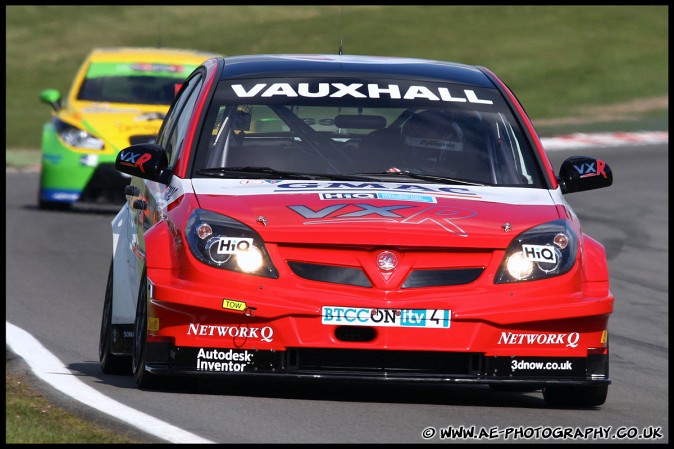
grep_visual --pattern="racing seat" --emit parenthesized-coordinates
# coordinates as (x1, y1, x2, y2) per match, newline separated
(396, 110, 493, 183)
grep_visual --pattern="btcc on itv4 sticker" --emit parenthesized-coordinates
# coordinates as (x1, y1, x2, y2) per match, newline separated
(322, 306, 450, 328)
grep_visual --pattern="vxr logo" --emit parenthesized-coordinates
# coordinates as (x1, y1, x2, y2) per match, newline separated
(288, 203, 476, 236)
(573, 159, 607, 178)
(118, 151, 152, 173)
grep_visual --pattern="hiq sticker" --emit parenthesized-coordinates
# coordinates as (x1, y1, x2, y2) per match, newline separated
(216, 237, 253, 254)
(522, 244, 557, 263)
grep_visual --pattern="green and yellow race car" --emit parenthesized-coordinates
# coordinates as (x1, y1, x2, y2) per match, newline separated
(38, 47, 218, 209)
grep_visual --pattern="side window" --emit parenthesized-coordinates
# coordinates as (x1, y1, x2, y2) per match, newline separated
(155, 72, 204, 167)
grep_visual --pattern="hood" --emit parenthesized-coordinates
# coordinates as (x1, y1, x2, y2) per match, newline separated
(61, 102, 168, 150)
(190, 179, 562, 249)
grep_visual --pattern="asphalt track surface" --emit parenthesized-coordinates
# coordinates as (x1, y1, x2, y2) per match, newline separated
(6, 141, 668, 443)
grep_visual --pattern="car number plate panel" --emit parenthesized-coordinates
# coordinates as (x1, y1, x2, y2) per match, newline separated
(322, 306, 451, 328)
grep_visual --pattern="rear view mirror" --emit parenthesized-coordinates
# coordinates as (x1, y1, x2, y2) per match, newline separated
(334, 114, 387, 130)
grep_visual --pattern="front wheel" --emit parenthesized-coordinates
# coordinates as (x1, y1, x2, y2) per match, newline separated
(543, 384, 608, 407)
(99, 259, 132, 374)
(132, 271, 159, 389)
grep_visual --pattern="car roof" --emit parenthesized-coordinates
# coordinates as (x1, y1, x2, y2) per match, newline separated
(217, 54, 494, 87)
(86, 47, 220, 64)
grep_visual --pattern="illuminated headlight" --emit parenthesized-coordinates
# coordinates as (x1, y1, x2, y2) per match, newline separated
(495, 219, 577, 283)
(235, 245, 264, 272)
(185, 209, 278, 278)
(504, 251, 535, 280)
(55, 119, 104, 150)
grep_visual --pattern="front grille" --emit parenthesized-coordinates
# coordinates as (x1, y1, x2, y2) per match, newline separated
(286, 348, 479, 376)
(79, 162, 129, 203)
(288, 262, 372, 287)
(402, 268, 484, 288)
(288, 261, 483, 288)
(334, 326, 376, 342)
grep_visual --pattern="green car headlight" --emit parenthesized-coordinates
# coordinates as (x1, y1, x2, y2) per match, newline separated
(55, 119, 104, 150)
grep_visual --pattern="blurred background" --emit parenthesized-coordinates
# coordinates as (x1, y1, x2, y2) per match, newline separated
(6, 5, 668, 152)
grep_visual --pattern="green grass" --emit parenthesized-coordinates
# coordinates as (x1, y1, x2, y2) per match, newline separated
(5, 369, 145, 443)
(6, 5, 668, 154)
(4, 5, 669, 442)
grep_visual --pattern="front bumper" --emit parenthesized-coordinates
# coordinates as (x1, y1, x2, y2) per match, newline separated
(39, 126, 129, 204)
(142, 344, 610, 388)
(40, 156, 129, 204)
(133, 251, 612, 388)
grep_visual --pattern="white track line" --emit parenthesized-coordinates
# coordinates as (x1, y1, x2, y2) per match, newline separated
(6, 321, 215, 444)
(541, 131, 668, 150)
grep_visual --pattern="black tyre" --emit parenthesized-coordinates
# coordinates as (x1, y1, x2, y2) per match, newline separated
(99, 259, 132, 374)
(543, 384, 608, 407)
(132, 271, 159, 389)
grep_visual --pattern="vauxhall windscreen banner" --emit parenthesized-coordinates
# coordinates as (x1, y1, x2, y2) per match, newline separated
(216, 78, 504, 110)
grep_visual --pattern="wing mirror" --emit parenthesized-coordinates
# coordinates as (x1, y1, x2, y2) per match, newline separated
(115, 144, 169, 182)
(557, 155, 613, 194)
(39, 89, 62, 111)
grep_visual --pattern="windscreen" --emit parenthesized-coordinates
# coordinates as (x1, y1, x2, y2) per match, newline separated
(77, 62, 197, 105)
(193, 78, 544, 186)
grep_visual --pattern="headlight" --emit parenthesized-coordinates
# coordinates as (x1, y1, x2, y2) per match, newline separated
(185, 209, 278, 278)
(54, 119, 104, 150)
(494, 219, 578, 283)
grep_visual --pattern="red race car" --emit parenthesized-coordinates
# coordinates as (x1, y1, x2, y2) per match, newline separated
(99, 54, 613, 407)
